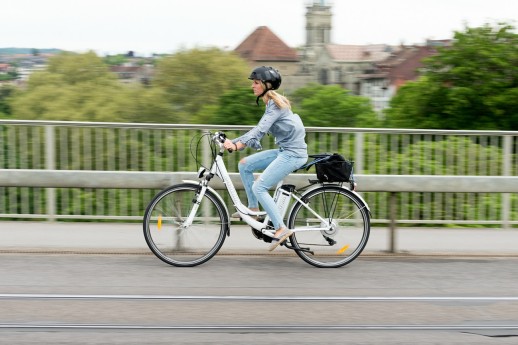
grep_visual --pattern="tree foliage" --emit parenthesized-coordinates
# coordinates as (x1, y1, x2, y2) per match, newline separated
(290, 83, 379, 127)
(210, 87, 264, 125)
(9, 51, 173, 123)
(102, 54, 129, 66)
(11, 51, 134, 121)
(0, 85, 15, 118)
(122, 87, 173, 123)
(152, 48, 250, 122)
(385, 22, 518, 130)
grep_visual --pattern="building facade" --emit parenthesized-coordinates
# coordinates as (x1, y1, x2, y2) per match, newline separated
(234, 0, 444, 112)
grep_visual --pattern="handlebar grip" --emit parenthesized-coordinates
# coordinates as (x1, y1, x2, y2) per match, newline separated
(215, 131, 233, 153)
(217, 132, 227, 142)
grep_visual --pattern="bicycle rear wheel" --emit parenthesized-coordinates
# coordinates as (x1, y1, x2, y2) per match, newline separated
(143, 183, 228, 267)
(287, 185, 370, 268)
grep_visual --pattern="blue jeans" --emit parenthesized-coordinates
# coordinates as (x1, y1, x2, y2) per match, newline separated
(238, 149, 308, 230)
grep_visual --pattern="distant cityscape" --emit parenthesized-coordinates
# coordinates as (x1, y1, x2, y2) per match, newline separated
(0, 47, 158, 86)
(0, 2, 452, 113)
(0, 48, 63, 84)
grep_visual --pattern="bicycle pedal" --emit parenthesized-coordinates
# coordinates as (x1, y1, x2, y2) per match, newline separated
(323, 236, 337, 245)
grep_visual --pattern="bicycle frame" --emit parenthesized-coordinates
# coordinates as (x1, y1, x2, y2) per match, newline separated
(181, 132, 334, 238)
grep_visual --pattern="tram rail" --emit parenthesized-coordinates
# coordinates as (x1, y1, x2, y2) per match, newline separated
(1, 323, 518, 332)
(1, 293, 518, 302)
(1, 293, 517, 334)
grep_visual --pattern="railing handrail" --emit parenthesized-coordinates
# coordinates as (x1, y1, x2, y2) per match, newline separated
(2, 119, 518, 136)
(1, 169, 518, 193)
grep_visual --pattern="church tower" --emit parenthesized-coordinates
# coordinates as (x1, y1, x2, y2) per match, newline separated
(305, 0, 332, 46)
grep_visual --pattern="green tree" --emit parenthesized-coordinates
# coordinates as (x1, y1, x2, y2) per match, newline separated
(10, 51, 139, 121)
(122, 86, 173, 123)
(102, 54, 128, 66)
(209, 87, 264, 125)
(290, 83, 378, 127)
(385, 22, 518, 130)
(44, 51, 117, 86)
(0, 85, 15, 118)
(383, 76, 448, 128)
(152, 48, 250, 123)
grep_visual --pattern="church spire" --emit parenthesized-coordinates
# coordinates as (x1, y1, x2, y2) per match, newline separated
(305, 1, 332, 46)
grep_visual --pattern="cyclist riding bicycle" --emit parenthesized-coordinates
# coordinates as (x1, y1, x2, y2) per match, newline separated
(223, 66, 308, 251)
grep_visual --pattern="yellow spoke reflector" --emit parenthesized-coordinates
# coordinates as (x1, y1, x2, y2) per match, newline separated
(157, 215, 162, 230)
(336, 244, 349, 254)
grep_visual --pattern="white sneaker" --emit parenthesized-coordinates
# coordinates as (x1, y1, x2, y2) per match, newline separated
(268, 229, 292, 251)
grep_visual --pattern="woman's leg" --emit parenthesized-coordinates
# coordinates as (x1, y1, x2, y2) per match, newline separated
(252, 151, 308, 230)
(238, 150, 278, 209)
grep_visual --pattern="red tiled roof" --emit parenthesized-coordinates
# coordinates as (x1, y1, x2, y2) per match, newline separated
(234, 26, 299, 62)
(359, 45, 439, 85)
(382, 46, 437, 82)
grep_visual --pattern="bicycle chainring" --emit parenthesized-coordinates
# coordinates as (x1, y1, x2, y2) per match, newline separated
(251, 228, 273, 243)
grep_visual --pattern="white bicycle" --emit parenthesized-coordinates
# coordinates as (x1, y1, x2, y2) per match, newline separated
(143, 131, 371, 268)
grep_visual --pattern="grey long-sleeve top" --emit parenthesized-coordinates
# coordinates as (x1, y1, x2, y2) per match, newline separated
(233, 100, 308, 157)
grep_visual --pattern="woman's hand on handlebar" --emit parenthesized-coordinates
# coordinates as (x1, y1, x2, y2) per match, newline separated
(223, 139, 237, 152)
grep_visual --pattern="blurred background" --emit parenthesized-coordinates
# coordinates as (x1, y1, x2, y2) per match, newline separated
(0, 0, 517, 225)
(1, 0, 517, 129)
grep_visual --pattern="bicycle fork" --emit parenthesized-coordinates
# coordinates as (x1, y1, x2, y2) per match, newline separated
(180, 180, 209, 229)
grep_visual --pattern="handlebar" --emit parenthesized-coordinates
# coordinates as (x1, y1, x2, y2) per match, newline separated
(213, 131, 233, 153)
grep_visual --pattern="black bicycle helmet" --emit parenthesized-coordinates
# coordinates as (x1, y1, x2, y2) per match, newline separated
(248, 66, 282, 90)
(248, 66, 282, 105)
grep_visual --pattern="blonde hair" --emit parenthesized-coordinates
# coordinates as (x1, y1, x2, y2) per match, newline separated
(261, 81, 291, 109)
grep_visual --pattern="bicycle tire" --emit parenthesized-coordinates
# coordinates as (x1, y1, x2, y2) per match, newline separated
(287, 185, 370, 268)
(143, 183, 228, 267)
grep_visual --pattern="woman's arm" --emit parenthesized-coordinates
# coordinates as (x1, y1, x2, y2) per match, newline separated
(223, 139, 246, 151)
(231, 101, 281, 150)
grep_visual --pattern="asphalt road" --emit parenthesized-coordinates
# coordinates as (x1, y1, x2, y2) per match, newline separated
(1, 253, 518, 344)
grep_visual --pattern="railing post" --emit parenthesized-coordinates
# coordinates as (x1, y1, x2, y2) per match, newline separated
(501, 135, 512, 230)
(45, 125, 56, 221)
(389, 192, 397, 253)
(354, 132, 364, 174)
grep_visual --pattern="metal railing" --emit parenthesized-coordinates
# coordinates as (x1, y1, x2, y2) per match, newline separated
(1, 120, 517, 228)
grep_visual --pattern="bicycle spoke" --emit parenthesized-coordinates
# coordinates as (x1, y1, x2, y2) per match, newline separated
(288, 186, 370, 268)
(143, 184, 227, 267)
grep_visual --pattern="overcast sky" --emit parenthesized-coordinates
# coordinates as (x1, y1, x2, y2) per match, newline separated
(3, 0, 517, 56)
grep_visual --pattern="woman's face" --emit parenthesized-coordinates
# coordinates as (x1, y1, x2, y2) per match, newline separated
(251, 79, 264, 96)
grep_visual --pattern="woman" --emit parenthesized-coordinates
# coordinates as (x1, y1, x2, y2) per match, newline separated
(223, 66, 308, 251)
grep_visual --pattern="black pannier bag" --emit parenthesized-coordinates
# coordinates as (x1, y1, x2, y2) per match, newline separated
(314, 153, 354, 183)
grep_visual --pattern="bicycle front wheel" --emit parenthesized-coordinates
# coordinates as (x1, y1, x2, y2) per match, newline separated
(143, 183, 228, 267)
(287, 185, 370, 268)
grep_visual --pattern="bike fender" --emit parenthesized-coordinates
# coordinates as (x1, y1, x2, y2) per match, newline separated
(350, 190, 371, 214)
(182, 180, 231, 233)
(301, 184, 371, 214)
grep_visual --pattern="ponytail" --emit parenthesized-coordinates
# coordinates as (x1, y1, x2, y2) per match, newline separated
(260, 81, 291, 109)
(266, 90, 291, 109)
